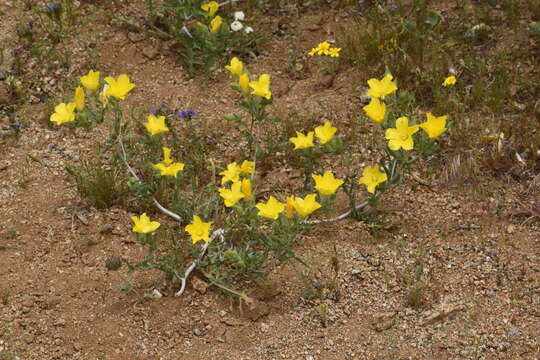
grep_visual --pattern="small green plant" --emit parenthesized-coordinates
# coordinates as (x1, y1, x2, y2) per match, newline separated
(111, 1, 262, 78)
(1, 222, 19, 241)
(66, 152, 128, 209)
(1, 289, 11, 306)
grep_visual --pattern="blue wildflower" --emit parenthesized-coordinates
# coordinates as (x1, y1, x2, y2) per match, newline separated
(178, 110, 196, 118)
(46, 3, 61, 10)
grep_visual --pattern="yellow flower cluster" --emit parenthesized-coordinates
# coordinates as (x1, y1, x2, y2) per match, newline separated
(201, 2, 222, 34)
(226, 57, 272, 99)
(50, 69, 136, 125)
(132, 212, 212, 245)
(256, 194, 322, 220)
(289, 121, 337, 150)
(362, 73, 448, 150)
(218, 160, 255, 207)
(154, 147, 185, 178)
(308, 41, 341, 57)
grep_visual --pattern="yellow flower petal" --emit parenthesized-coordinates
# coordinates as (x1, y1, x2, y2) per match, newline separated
(144, 114, 169, 136)
(201, 1, 219, 18)
(74, 86, 85, 112)
(219, 181, 245, 207)
(419, 112, 448, 139)
(358, 165, 387, 194)
(442, 75, 456, 87)
(293, 194, 321, 217)
(367, 74, 397, 99)
(80, 69, 100, 91)
(289, 131, 314, 150)
(131, 213, 160, 233)
(105, 74, 136, 100)
(185, 215, 212, 244)
(210, 15, 222, 34)
(314, 121, 337, 144)
(363, 97, 386, 123)
(225, 57, 244, 77)
(312, 171, 344, 196)
(249, 74, 272, 99)
(256, 196, 285, 220)
(384, 117, 419, 151)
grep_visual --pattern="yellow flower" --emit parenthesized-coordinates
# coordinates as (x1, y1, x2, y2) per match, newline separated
(225, 57, 243, 77)
(367, 74, 398, 99)
(442, 75, 456, 87)
(239, 73, 250, 94)
(144, 114, 169, 136)
(358, 165, 388, 194)
(219, 181, 245, 207)
(312, 171, 344, 196)
(256, 196, 285, 220)
(201, 1, 219, 18)
(241, 178, 253, 200)
(420, 112, 448, 139)
(293, 194, 322, 217)
(104, 74, 136, 100)
(80, 69, 100, 91)
(363, 97, 386, 123)
(99, 84, 110, 106)
(385, 117, 419, 151)
(131, 213, 160, 233)
(249, 74, 272, 99)
(327, 47, 341, 57)
(74, 86, 85, 112)
(154, 162, 185, 177)
(314, 121, 337, 144)
(285, 196, 296, 218)
(50, 102, 76, 125)
(162, 147, 173, 165)
(210, 15, 222, 34)
(185, 215, 212, 244)
(239, 160, 255, 174)
(308, 41, 331, 56)
(220, 162, 241, 184)
(289, 131, 314, 150)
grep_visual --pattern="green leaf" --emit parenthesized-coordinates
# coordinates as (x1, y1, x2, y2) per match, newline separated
(426, 11, 441, 26)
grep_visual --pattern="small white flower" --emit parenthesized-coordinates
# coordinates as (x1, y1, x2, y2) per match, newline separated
(230, 20, 243, 32)
(244, 26, 254, 34)
(234, 11, 245, 21)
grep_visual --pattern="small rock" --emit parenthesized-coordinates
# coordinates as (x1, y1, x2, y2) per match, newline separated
(193, 328, 204, 336)
(351, 269, 362, 277)
(191, 277, 208, 294)
(506, 224, 515, 234)
(142, 46, 159, 60)
(507, 327, 520, 337)
(22, 333, 34, 344)
(151, 289, 163, 299)
(53, 318, 66, 327)
(260, 323, 269, 333)
(98, 223, 113, 234)
(218, 310, 226, 317)
(371, 311, 396, 332)
(127, 32, 145, 43)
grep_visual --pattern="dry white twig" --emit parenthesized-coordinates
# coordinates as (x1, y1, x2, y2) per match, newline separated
(118, 137, 182, 222)
(175, 229, 225, 296)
